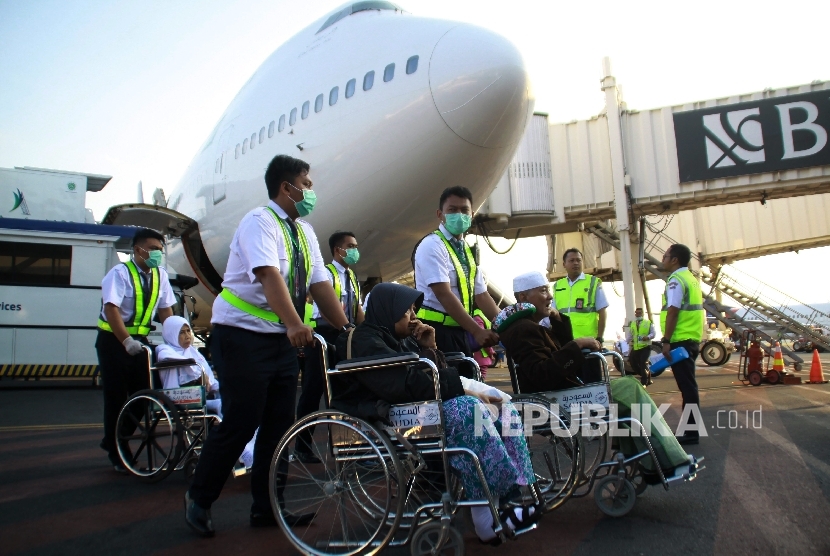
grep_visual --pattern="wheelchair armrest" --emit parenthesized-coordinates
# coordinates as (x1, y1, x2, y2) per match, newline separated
(154, 358, 197, 370)
(334, 352, 420, 371)
(442, 352, 467, 360)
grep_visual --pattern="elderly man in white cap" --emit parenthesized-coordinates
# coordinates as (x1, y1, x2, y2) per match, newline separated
(495, 271, 600, 393)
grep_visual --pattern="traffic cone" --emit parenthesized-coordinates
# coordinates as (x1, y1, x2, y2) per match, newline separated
(772, 342, 785, 372)
(808, 349, 828, 384)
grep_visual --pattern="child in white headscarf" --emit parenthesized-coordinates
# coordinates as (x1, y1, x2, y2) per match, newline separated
(156, 316, 256, 471)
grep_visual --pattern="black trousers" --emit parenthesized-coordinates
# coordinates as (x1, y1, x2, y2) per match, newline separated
(630, 347, 652, 385)
(295, 325, 341, 454)
(189, 324, 299, 513)
(95, 330, 151, 464)
(670, 340, 700, 437)
(432, 322, 471, 357)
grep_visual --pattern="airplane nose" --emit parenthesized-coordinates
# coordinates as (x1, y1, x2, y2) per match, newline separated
(430, 25, 533, 149)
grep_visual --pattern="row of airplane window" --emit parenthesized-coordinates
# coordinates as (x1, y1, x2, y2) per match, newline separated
(215, 54, 420, 173)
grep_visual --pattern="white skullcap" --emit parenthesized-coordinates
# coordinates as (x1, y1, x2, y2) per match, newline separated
(513, 271, 548, 293)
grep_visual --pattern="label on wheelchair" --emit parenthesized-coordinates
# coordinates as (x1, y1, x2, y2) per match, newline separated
(161, 386, 205, 408)
(387, 401, 441, 429)
(540, 383, 609, 425)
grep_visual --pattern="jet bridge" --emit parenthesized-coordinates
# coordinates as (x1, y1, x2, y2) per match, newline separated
(477, 59, 830, 330)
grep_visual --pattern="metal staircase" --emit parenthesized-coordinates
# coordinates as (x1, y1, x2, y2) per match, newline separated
(584, 221, 830, 369)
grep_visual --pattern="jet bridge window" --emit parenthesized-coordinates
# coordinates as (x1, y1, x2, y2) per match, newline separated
(363, 70, 375, 91)
(290, 108, 297, 126)
(0, 241, 71, 286)
(345, 79, 356, 98)
(315, 94, 324, 113)
(268, 121, 275, 138)
(330, 86, 339, 106)
(250, 133, 257, 149)
(383, 63, 395, 82)
(302, 101, 310, 120)
(279, 114, 286, 132)
(406, 55, 419, 74)
(242, 138, 248, 154)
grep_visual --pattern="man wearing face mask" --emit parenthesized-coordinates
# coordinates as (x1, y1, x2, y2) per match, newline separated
(412, 186, 501, 356)
(96, 228, 176, 473)
(185, 154, 347, 538)
(293, 231, 365, 463)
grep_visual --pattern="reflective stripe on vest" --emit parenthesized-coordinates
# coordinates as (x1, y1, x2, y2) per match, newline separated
(265, 207, 311, 296)
(98, 261, 160, 336)
(416, 231, 478, 328)
(629, 319, 652, 350)
(326, 263, 360, 321)
(660, 269, 704, 342)
(218, 208, 313, 324)
(554, 274, 600, 338)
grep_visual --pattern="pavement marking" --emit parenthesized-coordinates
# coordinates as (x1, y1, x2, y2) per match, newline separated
(750, 423, 830, 480)
(722, 454, 817, 553)
(0, 423, 102, 432)
(792, 385, 830, 396)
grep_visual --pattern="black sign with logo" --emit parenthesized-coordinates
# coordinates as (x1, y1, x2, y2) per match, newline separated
(673, 90, 830, 182)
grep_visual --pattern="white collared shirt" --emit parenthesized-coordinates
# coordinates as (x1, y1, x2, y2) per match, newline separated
(664, 267, 688, 309)
(311, 259, 356, 322)
(550, 272, 609, 311)
(413, 223, 487, 313)
(99, 257, 176, 324)
(211, 200, 328, 333)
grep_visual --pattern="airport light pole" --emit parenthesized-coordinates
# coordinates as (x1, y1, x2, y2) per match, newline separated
(602, 57, 636, 327)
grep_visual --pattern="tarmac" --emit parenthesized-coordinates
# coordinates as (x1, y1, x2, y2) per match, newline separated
(2, 352, 830, 555)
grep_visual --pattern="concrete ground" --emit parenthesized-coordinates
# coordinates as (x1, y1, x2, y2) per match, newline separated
(2, 352, 829, 555)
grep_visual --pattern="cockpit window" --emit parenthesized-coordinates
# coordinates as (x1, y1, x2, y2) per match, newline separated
(317, 1, 402, 34)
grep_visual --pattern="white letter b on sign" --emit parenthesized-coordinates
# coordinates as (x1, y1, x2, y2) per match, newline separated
(776, 101, 828, 160)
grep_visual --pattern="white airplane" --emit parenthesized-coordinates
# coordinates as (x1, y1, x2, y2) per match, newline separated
(103, 1, 533, 328)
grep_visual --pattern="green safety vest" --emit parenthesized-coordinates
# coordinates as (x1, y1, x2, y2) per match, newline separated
(220, 207, 312, 323)
(303, 264, 361, 328)
(554, 274, 600, 338)
(416, 231, 478, 327)
(98, 260, 160, 336)
(660, 268, 704, 342)
(629, 319, 652, 350)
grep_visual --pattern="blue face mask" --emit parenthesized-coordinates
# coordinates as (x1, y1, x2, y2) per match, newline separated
(341, 247, 360, 266)
(444, 213, 472, 236)
(289, 183, 317, 217)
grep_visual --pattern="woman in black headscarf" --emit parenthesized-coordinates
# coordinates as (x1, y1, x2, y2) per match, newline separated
(333, 283, 539, 544)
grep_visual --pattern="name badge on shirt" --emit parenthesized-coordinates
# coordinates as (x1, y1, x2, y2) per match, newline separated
(575, 299, 584, 310)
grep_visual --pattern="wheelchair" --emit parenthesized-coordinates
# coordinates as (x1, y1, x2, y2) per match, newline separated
(506, 349, 704, 517)
(269, 336, 544, 555)
(115, 346, 220, 483)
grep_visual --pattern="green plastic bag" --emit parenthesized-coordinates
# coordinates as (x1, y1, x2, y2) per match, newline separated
(610, 376, 689, 473)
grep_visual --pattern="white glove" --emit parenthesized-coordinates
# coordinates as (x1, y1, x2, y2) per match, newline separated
(122, 337, 145, 356)
(460, 376, 512, 403)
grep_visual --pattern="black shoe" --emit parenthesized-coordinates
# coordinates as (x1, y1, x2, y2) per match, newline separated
(184, 492, 215, 537)
(251, 510, 316, 528)
(677, 435, 700, 446)
(113, 463, 128, 474)
(293, 450, 322, 465)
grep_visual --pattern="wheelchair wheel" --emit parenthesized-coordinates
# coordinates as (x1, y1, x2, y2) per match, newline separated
(578, 425, 608, 486)
(410, 522, 464, 556)
(393, 450, 462, 539)
(512, 395, 580, 512)
(270, 411, 404, 556)
(594, 475, 636, 517)
(116, 390, 183, 482)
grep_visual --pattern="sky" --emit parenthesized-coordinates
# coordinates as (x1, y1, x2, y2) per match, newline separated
(1, 0, 829, 333)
